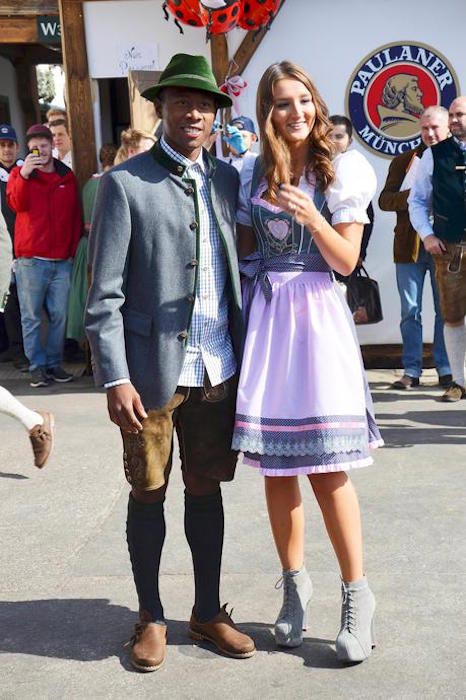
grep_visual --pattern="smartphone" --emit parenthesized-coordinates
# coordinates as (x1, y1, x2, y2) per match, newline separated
(30, 148, 40, 157)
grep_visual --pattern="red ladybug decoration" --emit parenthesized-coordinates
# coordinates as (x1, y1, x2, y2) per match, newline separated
(238, 0, 280, 30)
(164, 0, 205, 28)
(199, 1, 241, 35)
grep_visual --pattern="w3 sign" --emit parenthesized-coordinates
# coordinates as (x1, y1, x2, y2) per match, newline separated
(36, 15, 61, 44)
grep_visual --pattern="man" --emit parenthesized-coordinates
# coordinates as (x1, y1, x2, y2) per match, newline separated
(378, 74, 424, 138)
(222, 115, 258, 171)
(49, 118, 73, 169)
(7, 124, 81, 388)
(85, 53, 255, 673)
(0, 124, 26, 368)
(379, 106, 451, 389)
(409, 96, 466, 402)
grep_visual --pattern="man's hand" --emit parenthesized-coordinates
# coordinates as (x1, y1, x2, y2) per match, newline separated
(20, 152, 43, 179)
(423, 234, 446, 255)
(107, 383, 148, 434)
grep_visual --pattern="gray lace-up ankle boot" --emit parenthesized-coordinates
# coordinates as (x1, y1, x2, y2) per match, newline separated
(274, 566, 313, 648)
(335, 576, 376, 663)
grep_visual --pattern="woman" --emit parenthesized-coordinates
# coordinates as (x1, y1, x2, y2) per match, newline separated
(114, 128, 156, 165)
(233, 62, 383, 663)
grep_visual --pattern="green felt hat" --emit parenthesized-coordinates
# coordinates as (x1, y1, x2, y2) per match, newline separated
(141, 53, 232, 108)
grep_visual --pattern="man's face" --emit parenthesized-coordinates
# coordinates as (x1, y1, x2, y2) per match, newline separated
(0, 139, 20, 168)
(329, 124, 352, 154)
(420, 114, 449, 146)
(449, 98, 466, 141)
(404, 79, 424, 115)
(50, 124, 71, 154)
(156, 87, 216, 160)
(27, 136, 53, 167)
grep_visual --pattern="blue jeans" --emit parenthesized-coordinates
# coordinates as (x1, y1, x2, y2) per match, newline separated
(396, 246, 450, 378)
(15, 258, 72, 371)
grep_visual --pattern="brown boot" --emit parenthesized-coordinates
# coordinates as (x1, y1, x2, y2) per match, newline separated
(130, 613, 167, 672)
(189, 604, 256, 659)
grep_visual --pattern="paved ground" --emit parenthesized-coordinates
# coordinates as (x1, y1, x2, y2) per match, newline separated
(0, 364, 465, 699)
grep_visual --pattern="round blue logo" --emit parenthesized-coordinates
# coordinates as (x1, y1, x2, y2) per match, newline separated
(346, 42, 460, 158)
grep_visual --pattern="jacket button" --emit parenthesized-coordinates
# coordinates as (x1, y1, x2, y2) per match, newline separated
(189, 221, 198, 231)
(177, 331, 188, 341)
(176, 165, 183, 173)
(185, 187, 194, 196)
(190, 259, 198, 267)
(187, 294, 195, 302)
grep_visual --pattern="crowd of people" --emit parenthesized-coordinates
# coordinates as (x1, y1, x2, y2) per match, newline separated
(1, 50, 465, 673)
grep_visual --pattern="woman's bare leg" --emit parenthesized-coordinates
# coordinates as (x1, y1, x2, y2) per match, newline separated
(308, 471, 363, 582)
(264, 475, 305, 570)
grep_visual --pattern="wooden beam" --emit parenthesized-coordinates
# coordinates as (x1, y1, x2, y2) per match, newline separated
(58, 0, 96, 187)
(0, 1, 58, 14)
(232, 0, 287, 76)
(210, 34, 229, 86)
(0, 18, 38, 44)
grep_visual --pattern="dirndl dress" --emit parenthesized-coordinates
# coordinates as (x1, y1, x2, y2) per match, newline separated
(232, 150, 383, 476)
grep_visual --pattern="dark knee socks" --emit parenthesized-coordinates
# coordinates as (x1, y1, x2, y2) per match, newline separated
(184, 489, 224, 623)
(126, 494, 166, 622)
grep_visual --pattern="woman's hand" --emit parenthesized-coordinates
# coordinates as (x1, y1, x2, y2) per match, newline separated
(277, 183, 323, 231)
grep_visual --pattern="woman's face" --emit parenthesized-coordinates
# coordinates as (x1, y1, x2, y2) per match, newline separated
(271, 78, 316, 145)
(329, 124, 351, 154)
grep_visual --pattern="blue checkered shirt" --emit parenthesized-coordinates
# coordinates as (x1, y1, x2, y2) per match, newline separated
(160, 137, 236, 387)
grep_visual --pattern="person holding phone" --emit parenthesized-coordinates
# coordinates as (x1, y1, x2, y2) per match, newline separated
(6, 124, 82, 388)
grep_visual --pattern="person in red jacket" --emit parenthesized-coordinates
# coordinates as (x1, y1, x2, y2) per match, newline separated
(7, 124, 82, 387)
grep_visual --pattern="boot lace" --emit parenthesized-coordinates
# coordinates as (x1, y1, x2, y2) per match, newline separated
(341, 589, 356, 633)
(275, 576, 291, 617)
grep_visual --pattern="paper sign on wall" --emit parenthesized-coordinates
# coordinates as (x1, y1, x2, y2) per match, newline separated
(117, 43, 160, 77)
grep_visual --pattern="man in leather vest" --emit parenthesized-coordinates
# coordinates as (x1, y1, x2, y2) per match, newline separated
(379, 106, 451, 389)
(409, 97, 466, 402)
(85, 54, 255, 672)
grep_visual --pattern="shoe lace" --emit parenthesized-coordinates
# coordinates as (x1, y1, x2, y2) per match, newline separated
(126, 621, 150, 647)
(275, 576, 291, 617)
(341, 589, 356, 633)
(221, 603, 235, 620)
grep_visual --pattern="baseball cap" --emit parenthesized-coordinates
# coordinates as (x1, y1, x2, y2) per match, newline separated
(228, 116, 257, 135)
(0, 124, 18, 142)
(26, 124, 53, 143)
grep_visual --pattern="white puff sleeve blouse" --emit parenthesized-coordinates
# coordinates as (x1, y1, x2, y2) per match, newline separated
(325, 149, 377, 225)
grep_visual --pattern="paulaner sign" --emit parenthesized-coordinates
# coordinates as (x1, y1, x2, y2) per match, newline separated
(346, 42, 460, 158)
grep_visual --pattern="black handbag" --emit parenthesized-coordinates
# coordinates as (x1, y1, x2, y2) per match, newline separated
(344, 265, 383, 325)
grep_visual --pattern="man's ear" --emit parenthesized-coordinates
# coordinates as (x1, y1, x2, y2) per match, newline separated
(251, 133, 258, 143)
(154, 98, 163, 120)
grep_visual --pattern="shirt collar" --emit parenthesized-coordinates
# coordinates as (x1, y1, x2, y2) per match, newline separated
(453, 136, 466, 152)
(160, 136, 205, 173)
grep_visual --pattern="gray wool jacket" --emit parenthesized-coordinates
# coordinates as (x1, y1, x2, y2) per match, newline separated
(85, 143, 243, 410)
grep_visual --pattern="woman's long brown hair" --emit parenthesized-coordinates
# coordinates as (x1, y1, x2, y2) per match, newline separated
(256, 61, 335, 202)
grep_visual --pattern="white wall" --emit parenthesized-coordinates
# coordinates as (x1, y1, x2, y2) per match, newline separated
(0, 56, 26, 153)
(227, 0, 465, 344)
(84, 0, 210, 79)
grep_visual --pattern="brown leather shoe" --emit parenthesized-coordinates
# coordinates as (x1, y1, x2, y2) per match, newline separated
(29, 412, 54, 468)
(189, 604, 256, 659)
(440, 382, 466, 403)
(130, 618, 167, 672)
